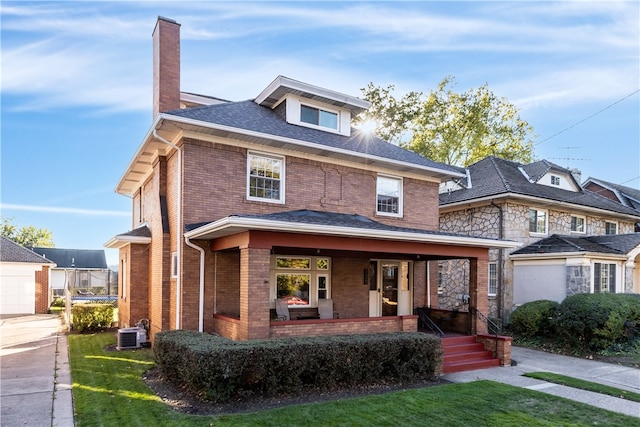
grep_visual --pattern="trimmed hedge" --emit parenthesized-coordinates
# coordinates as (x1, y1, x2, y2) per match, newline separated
(71, 304, 114, 332)
(509, 300, 559, 337)
(154, 331, 443, 403)
(554, 293, 640, 351)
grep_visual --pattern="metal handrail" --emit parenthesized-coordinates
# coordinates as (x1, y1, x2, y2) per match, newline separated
(471, 307, 501, 357)
(415, 307, 445, 337)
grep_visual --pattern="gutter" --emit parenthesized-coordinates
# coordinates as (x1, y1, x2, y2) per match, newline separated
(152, 126, 183, 330)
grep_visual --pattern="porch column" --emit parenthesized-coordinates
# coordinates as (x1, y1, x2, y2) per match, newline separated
(239, 247, 271, 340)
(469, 257, 489, 334)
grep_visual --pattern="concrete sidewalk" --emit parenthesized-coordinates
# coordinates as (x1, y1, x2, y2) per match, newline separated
(444, 346, 640, 418)
(0, 314, 73, 427)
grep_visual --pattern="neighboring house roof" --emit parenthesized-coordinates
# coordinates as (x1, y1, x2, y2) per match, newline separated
(0, 236, 54, 264)
(30, 247, 107, 269)
(185, 209, 520, 249)
(583, 177, 640, 212)
(511, 233, 640, 256)
(439, 156, 640, 218)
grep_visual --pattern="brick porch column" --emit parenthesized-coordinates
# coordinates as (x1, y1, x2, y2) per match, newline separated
(239, 247, 271, 340)
(469, 257, 489, 335)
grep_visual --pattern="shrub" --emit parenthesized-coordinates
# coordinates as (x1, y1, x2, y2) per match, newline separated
(554, 293, 640, 351)
(50, 297, 65, 308)
(154, 331, 442, 403)
(71, 304, 115, 332)
(509, 300, 559, 337)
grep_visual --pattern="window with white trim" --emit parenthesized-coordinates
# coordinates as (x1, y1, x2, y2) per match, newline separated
(247, 152, 284, 203)
(300, 104, 338, 130)
(593, 262, 616, 293)
(571, 215, 585, 233)
(171, 252, 178, 278)
(551, 175, 560, 186)
(377, 175, 403, 217)
(528, 208, 547, 234)
(605, 221, 617, 235)
(437, 264, 443, 295)
(488, 262, 497, 296)
(273, 256, 330, 307)
(120, 258, 127, 299)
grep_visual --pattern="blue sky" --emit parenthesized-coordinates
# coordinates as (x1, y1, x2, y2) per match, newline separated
(2, 1, 639, 266)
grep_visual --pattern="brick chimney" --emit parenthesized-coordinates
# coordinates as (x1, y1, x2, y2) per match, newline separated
(153, 17, 181, 119)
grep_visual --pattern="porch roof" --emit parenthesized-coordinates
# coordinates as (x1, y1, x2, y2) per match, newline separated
(184, 209, 519, 249)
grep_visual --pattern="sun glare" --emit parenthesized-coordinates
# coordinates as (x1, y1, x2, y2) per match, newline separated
(357, 118, 379, 135)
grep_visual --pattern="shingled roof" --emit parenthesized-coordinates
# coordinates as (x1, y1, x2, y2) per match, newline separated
(584, 177, 640, 211)
(165, 100, 460, 175)
(512, 233, 640, 256)
(30, 247, 107, 269)
(439, 156, 640, 217)
(0, 236, 54, 264)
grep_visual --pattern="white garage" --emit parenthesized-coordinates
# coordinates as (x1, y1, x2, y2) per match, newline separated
(0, 236, 54, 315)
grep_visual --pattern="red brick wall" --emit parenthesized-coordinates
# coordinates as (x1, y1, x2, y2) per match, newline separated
(34, 265, 50, 314)
(269, 316, 417, 339)
(211, 251, 240, 318)
(153, 17, 180, 118)
(331, 257, 371, 318)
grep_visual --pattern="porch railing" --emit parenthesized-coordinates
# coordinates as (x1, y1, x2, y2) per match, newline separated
(415, 307, 444, 337)
(471, 307, 502, 357)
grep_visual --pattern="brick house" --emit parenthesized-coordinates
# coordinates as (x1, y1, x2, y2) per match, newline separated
(438, 156, 640, 322)
(105, 17, 519, 360)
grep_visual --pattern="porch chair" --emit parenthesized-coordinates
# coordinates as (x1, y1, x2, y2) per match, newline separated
(275, 298, 291, 321)
(318, 299, 338, 319)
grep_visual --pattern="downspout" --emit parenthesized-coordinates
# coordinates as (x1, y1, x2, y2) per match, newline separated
(152, 127, 183, 329)
(490, 200, 504, 321)
(184, 236, 205, 332)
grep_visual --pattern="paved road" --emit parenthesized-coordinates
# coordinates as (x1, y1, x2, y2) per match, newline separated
(0, 314, 73, 427)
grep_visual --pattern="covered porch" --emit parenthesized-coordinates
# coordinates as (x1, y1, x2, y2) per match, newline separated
(183, 210, 518, 342)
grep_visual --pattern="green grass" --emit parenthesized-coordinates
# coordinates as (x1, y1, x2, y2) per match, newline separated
(69, 332, 639, 427)
(523, 371, 640, 403)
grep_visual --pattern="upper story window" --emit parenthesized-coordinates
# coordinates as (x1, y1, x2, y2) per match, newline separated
(605, 221, 617, 235)
(247, 152, 285, 204)
(550, 175, 560, 186)
(376, 175, 403, 217)
(528, 208, 547, 235)
(571, 215, 585, 233)
(300, 105, 338, 130)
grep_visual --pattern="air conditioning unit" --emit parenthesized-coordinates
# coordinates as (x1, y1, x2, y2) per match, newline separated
(117, 327, 142, 350)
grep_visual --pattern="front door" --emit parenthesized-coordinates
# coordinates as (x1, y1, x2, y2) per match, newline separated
(369, 260, 412, 317)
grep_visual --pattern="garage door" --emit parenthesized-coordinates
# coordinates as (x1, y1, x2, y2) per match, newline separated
(1, 275, 35, 314)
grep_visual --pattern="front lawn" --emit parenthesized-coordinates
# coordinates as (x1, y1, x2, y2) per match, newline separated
(69, 332, 638, 427)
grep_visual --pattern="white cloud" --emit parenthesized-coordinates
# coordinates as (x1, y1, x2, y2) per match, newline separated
(1, 204, 130, 217)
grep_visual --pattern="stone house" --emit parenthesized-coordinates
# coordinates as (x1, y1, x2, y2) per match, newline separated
(105, 16, 518, 362)
(438, 156, 640, 322)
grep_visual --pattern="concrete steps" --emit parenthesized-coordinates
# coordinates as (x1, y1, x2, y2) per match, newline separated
(442, 335, 501, 373)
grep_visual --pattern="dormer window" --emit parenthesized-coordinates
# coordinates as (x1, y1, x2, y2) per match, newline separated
(300, 105, 338, 130)
(551, 175, 560, 186)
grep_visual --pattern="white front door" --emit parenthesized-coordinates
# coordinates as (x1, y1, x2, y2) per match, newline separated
(369, 260, 412, 317)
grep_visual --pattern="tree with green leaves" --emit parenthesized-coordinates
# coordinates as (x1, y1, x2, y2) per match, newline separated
(1, 217, 55, 248)
(360, 76, 536, 167)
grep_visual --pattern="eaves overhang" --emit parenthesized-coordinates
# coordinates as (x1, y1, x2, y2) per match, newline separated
(440, 192, 640, 221)
(510, 251, 627, 262)
(104, 235, 152, 249)
(184, 216, 521, 250)
(116, 114, 465, 196)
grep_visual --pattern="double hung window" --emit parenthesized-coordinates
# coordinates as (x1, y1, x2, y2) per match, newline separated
(593, 262, 616, 293)
(528, 208, 547, 234)
(247, 152, 284, 203)
(377, 175, 403, 217)
(571, 216, 585, 233)
(488, 263, 497, 296)
(605, 222, 617, 235)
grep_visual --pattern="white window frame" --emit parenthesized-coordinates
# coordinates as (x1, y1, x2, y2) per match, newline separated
(437, 264, 443, 295)
(592, 261, 618, 293)
(488, 262, 497, 297)
(171, 252, 178, 278)
(376, 174, 403, 217)
(528, 208, 548, 235)
(605, 221, 618, 235)
(271, 256, 331, 308)
(247, 151, 285, 204)
(550, 175, 560, 186)
(570, 215, 586, 233)
(299, 103, 339, 131)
